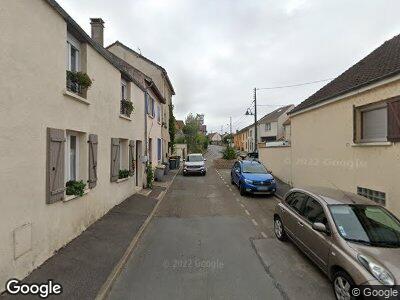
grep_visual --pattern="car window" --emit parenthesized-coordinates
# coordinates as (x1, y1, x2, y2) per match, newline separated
(287, 192, 307, 214)
(187, 155, 203, 162)
(303, 198, 328, 226)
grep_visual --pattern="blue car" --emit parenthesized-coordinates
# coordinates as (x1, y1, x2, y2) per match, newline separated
(231, 160, 277, 196)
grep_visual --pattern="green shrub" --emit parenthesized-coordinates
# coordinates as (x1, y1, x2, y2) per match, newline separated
(66, 180, 86, 197)
(66, 71, 92, 89)
(222, 146, 237, 160)
(121, 99, 134, 116)
(119, 169, 130, 179)
(146, 164, 154, 188)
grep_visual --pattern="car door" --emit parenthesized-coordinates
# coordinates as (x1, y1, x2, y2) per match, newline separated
(298, 197, 332, 272)
(232, 162, 241, 184)
(281, 192, 308, 249)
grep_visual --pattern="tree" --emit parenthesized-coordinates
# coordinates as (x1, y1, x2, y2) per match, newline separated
(183, 113, 208, 153)
(168, 104, 176, 153)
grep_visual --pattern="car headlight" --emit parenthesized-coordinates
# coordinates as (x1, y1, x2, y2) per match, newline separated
(358, 255, 395, 285)
(244, 179, 253, 184)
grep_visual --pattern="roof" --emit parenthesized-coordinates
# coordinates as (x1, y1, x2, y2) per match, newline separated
(291, 34, 400, 114)
(258, 105, 294, 124)
(290, 187, 376, 206)
(236, 123, 255, 134)
(107, 41, 175, 95)
(282, 118, 291, 126)
(175, 120, 185, 130)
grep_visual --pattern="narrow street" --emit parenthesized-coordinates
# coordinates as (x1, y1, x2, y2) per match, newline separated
(108, 145, 334, 300)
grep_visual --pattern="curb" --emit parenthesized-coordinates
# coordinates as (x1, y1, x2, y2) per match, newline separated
(95, 168, 181, 300)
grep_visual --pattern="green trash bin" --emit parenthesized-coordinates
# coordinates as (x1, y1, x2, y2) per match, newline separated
(169, 158, 177, 170)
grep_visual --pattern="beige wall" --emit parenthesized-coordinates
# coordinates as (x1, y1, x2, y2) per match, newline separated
(108, 44, 172, 154)
(259, 146, 292, 185)
(0, 0, 146, 290)
(174, 143, 188, 160)
(147, 90, 163, 166)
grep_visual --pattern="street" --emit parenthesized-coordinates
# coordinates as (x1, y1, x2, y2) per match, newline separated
(107, 145, 335, 300)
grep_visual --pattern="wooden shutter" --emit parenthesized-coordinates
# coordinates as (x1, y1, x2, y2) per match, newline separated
(46, 128, 66, 204)
(110, 138, 120, 182)
(88, 134, 98, 189)
(129, 140, 135, 176)
(388, 100, 400, 142)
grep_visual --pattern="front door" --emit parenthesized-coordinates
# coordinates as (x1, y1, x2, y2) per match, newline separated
(136, 140, 142, 187)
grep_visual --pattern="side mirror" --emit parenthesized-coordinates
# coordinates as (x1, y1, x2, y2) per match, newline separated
(204, 158, 207, 161)
(312, 222, 328, 234)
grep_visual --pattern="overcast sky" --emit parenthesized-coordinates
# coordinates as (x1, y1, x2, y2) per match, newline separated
(59, 0, 400, 133)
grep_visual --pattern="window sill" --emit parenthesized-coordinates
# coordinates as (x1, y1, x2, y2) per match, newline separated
(64, 90, 90, 105)
(116, 177, 130, 183)
(351, 141, 393, 147)
(63, 189, 89, 202)
(119, 114, 132, 121)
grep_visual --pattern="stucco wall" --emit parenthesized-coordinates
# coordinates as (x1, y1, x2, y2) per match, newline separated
(291, 80, 400, 217)
(259, 146, 292, 185)
(108, 44, 172, 152)
(0, 0, 146, 290)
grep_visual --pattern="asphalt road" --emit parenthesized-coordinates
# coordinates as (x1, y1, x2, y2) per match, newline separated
(107, 145, 335, 300)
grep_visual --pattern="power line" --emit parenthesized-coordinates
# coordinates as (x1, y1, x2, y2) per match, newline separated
(257, 78, 334, 90)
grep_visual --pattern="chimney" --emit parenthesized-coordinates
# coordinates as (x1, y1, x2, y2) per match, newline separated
(90, 18, 105, 46)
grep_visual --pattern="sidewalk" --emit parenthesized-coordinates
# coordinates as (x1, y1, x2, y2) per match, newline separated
(274, 177, 292, 200)
(1, 169, 179, 300)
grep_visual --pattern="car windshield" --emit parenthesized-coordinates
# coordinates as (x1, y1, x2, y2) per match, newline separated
(187, 155, 203, 162)
(329, 205, 400, 248)
(242, 163, 268, 174)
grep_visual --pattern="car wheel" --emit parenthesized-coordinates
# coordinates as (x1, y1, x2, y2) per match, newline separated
(274, 216, 287, 241)
(239, 182, 246, 196)
(332, 271, 356, 300)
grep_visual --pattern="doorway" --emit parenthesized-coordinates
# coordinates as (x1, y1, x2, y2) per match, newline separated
(136, 140, 142, 187)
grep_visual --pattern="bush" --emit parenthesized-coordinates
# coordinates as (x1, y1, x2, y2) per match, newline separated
(66, 180, 86, 197)
(66, 71, 92, 89)
(146, 164, 154, 188)
(119, 169, 130, 179)
(222, 146, 237, 160)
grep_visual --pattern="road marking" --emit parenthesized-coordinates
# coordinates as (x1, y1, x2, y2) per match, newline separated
(236, 199, 240, 202)
(261, 232, 267, 238)
(240, 203, 245, 208)
(245, 209, 250, 216)
(229, 188, 232, 191)
(252, 219, 258, 226)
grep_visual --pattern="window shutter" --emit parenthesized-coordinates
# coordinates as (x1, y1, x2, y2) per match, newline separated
(388, 100, 400, 142)
(46, 128, 66, 204)
(129, 140, 135, 176)
(110, 138, 120, 182)
(88, 134, 98, 189)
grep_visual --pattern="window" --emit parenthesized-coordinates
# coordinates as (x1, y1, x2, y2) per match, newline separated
(148, 138, 152, 163)
(119, 139, 129, 171)
(361, 106, 387, 142)
(357, 187, 386, 205)
(121, 80, 127, 100)
(156, 104, 161, 123)
(157, 138, 162, 162)
(354, 103, 388, 143)
(287, 192, 308, 214)
(65, 131, 86, 183)
(303, 198, 328, 225)
(147, 96, 155, 117)
(66, 33, 81, 72)
(265, 123, 271, 131)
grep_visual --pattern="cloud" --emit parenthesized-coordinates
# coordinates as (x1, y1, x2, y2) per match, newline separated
(58, 0, 400, 132)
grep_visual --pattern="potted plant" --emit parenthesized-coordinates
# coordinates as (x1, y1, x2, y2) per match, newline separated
(121, 99, 134, 117)
(119, 169, 130, 179)
(66, 180, 86, 197)
(66, 71, 93, 95)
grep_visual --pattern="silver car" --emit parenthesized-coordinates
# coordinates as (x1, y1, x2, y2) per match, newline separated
(183, 153, 207, 176)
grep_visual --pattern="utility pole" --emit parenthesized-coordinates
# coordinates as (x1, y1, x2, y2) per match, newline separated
(253, 87, 258, 152)
(229, 116, 232, 147)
